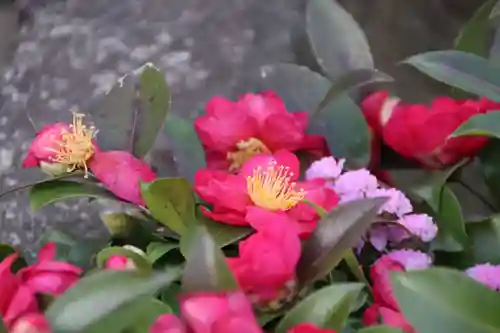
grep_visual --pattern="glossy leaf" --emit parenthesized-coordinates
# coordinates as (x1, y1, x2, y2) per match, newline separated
(181, 225, 238, 292)
(454, 0, 497, 57)
(163, 114, 206, 182)
(402, 50, 500, 101)
(46, 268, 181, 333)
(479, 139, 500, 208)
(127, 298, 172, 333)
(190, 213, 252, 250)
(29, 180, 114, 210)
(146, 242, 179, 263)
(306, 0, 373, 79)
(357, 326, 405, 333)
(297, 197, 388, 285)
(466, 215, 500, 264)
(275, 283, 363, 333)
(159, 283, 182, 315)
(141, 178, 195, 235)
(391, 268, 500, 333)
(96, 246, 152, 271)
(451, 111, 500, 138)
(100, 212, 135, 237)
(92, 64, 171, 157)
(259, 63, 371, 168)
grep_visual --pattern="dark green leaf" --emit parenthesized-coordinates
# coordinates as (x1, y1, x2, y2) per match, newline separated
(181, 225, 238, 292)
(29, 180, 114, 210)
(92, 64, 171, 157)
(454, 0, 496, 57)
(159, 283, 182, 315)
(146, 242, 179, 263)
(402, 50, 500, 101)
(306, 0, 373, 79)
(317, 69, 394, 112)
(466, 215, 500, 264)
(100, 212, 135, 237)
(297, 197, 388, 285)
(357, 326, 405, 333)
(451, 111, 500, 138)
(391, 268, 500, 333)
(132, 65, 171, 157)
(479, 140, 500, 207)
(127, 298, 172, 333)
(191, 213, 252, 249)
(46, 268, 181, 333)
(96, 246, 152, 271)
(275, 283, 364, 333)
(0, 244, 26, 272)
(141, 178, 195, 235)
(163, 114, 206, 182)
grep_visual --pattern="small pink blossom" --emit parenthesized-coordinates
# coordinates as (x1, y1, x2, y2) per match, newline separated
(366, 188, 412, 217)
(105, 255, 136, 270)
(386, 250, 432, 270)
(398, 214, 438, 242)
(305, 156, 345, 181)
(466, 263, 500, 290)
(333, 169, 378, 198)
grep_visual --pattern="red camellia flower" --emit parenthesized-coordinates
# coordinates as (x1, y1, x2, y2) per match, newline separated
(150, 291, 263, 333)
(288, 323, 337, 333)
(362, 255, 415, 333)
(22, 113, 99, 176)
(18, 242, 82, 296)
(362, 91, 500, 169)
(228, 208, 301, 305)
(89, 150, 157, 206)
(194, 150, 338, 238)
(0, 254, 48, 332)
(194, 91, 326, 172)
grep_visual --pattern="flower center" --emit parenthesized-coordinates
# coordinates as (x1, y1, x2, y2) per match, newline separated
(50, 113, 95, 177)
(227, 138, 271, 172)
(246, 162, 306, 211)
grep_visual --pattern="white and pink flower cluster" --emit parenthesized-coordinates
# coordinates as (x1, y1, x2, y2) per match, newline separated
(306, 156, 437, 267)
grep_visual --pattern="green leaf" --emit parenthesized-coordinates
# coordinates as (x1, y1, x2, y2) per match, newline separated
(466, 215, 500, 264)
(96, 246, 152, 271)
(297, 197, 388, 285)
(100, 212, 135, 237)
(190, 213, 252, 249)
(0, 244, 26, 272)
(454, 0, 497, 58)
(306, 0, 373, 79)
(164, 114, 206, 182)
(402, 50, 500, 101)
(275, 283, 364, 333)
(259, 63, 371, 168)
(357, 326, 405, 333)
(46, 268, 181, 333)
(29, 180, 114, 210)
(317, 69, 394, 112)
(92, 64, 171, 157)
(490, 0, 500, 23)
(391, 268, 500, 333)
(127, 299, 172, 333)
(181, 225, 238, 292)
(141, 178, 195, 235)
(146, 242, 179, 263)
(159, 283, 182, 315)
(451, 111, 500, 138)
(479, 140, 500, 207)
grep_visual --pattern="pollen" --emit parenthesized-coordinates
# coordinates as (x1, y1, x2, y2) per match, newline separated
(50, 113, 96, 177)
(227, 138, 271, 172)
(246, 162, 306, 211)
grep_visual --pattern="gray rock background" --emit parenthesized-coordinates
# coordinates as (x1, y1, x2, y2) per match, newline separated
(0, 0, 485, 255)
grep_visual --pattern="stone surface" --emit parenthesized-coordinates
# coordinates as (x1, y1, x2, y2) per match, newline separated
(0, 0, 484, 256)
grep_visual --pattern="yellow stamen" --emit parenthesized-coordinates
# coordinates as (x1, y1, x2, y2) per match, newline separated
(227, 138, 271, 172)
(49, 113, 95, 177)
(246, 162, 306, 211)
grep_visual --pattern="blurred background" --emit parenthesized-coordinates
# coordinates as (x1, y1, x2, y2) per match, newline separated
(0, 0, 486, 255)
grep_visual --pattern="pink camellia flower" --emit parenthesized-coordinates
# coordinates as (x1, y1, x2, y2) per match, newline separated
(194, 150, 338, 238)
(333, 169, 378, 203)
(89, 150, 157, 206)
(194, 91, 326, 172)
(397, 214, 437, 242)
(228, 208, 301, 305)
(18, 242, 82, 296)
(305, 156, 345, 181)
(466, 263, 500, 290)
(366, 188, 412, 218)
(0, 254, 46, 331)
(385, 250, 432, 270)
(288, 323, 336, 333)
(105, 255, 136, 270)
(9, 313, 51, 333)
(150, 291, 263, 333)
(22, 113, 99, 177)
